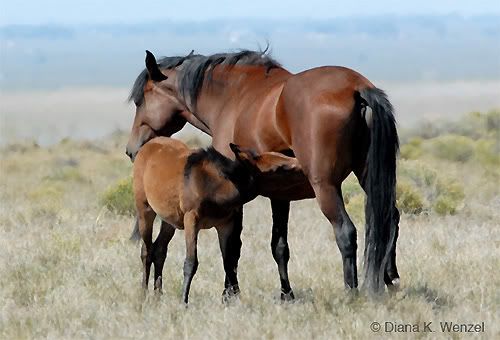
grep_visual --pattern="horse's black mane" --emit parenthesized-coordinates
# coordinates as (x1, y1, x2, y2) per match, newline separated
(129, 49, 281, 110)
(184, 146, 240, 179)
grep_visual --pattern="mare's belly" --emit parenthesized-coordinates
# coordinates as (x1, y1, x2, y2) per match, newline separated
(257, 169, 315, 201)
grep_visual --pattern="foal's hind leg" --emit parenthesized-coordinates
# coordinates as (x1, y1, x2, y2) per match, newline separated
(152, 220, 176, 293)
(313, 181, 358, 290)
(138, 206, 156, 290)
(270, 199, 294, 301)
(182, 211, 200, 304)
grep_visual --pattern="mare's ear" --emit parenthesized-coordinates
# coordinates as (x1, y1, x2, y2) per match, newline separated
(253, 152, 301, 173)
(145, 50, 168, 82)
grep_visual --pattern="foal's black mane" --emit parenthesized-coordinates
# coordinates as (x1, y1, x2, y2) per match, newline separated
(184, 147, 250, 189)
(129, 49, 281, 110)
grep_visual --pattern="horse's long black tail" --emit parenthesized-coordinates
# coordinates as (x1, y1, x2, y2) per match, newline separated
(360, 87, 399, 295)
(130, 216, 141, 242)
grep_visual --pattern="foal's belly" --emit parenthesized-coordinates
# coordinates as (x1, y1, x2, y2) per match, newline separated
(145, 188, 185, 229)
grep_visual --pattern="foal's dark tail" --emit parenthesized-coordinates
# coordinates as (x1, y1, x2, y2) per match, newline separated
(129, 216, 141, 242)
(359, 87, 399, 295)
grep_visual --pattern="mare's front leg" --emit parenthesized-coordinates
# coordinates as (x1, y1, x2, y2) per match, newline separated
(216, 207, 243, 303)
(182, 211, 200, 304)
(270, 199, 294, 301)
(152, 220, 176, 293)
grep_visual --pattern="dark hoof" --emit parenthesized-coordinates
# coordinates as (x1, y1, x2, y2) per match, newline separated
(387, 278, 401, 294)
(280, 290, 295, 302)
(345, 286, 359, 295)
(221, 285, 240, 304)
(154, 276, 163, 293)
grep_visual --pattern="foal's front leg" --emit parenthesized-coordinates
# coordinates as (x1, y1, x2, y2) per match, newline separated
(152, 220, 176, 293)
(182, 211, 200, 304)
(270, 199, 294, 301)
(137, 207, 156, 291)
(216, 208, 243, 303)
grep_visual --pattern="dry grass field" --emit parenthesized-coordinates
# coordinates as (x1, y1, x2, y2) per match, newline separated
(0, 111, 499, 339)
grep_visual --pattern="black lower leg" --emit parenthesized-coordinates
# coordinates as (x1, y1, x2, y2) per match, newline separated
(219, 209, 243, 298)
(316, 184, 358, 290)
(270, 199, 294, 299)
(152, 221, 175, 291)
(141, 242, 152, 290)
(335, 218, 358, 289)
(182, 257, 198, 304)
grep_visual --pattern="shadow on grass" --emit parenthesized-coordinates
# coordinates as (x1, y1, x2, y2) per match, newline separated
(401, 283, 454, 310)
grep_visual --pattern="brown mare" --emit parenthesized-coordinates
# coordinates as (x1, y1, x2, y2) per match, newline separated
(133, 136, 300, 303)
(126, 50, 400, 297)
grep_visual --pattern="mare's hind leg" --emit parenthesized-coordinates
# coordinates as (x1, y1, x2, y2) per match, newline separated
(152, 220, 176, 293)
(138, 207, 156, 290)
(216, 207, 243, 303)
(270, 199, 294, 301)
(355, 170, 400, 291)
(313, 181, 358, 289)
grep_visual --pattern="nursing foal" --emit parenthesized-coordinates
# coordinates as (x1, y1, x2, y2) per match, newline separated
(133, 137, 299, 303)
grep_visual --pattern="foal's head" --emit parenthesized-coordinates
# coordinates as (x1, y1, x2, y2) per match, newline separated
(183, 144, 301, 206)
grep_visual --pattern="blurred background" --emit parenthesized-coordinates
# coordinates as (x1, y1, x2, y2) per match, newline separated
(1, 4, 499, 337)
(1, 0, 499, 144)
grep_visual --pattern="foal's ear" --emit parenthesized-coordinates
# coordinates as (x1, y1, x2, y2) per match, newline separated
(229, 143, 301, 173)
(253, 152, 301, 173)
(145, 50, 168, 82)
(229, 143, 257, 164)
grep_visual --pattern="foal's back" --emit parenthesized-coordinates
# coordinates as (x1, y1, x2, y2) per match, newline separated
(134, 137, 190, 227)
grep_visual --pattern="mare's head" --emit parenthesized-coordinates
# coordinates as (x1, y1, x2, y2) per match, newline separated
(126, 51, 191, 161)
(126, 49, 282, 161)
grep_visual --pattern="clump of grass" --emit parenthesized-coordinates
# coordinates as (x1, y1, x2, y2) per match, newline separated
(341, 175, 363, 204)
(29, 183, 65, 202)
(400, 137, 423, 160)
(397, 160, 465, 215)
(485, 109, 500, 133)
(475, 138, 500, 169)
(44, 167, 88, 183)
(345, 193, 365, 225)
(28, 183, 65, 220)
(99, 177, 135, 216)
(426, 134, 475, 162)
(398, 160, 438, 188)
(396, 180, 424, 214)
(433, 177, 465, 215)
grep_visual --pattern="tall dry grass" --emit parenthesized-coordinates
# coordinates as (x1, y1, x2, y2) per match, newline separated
(0, 114, 499, 339)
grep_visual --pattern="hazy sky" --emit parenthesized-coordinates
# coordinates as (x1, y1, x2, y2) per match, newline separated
(1, 0, 499, 25)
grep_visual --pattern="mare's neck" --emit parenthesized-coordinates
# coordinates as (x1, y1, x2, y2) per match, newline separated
(188, 65, 290, 134)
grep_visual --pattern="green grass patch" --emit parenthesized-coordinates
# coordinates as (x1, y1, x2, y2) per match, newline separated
(99, 177, 135, 216)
